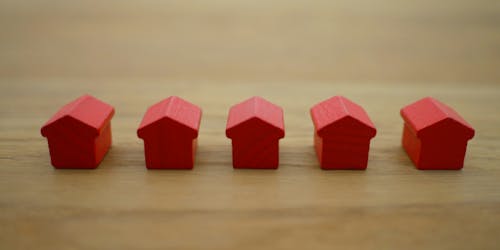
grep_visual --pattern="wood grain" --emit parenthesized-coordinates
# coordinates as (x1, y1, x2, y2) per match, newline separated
(1, 1, 500, 249)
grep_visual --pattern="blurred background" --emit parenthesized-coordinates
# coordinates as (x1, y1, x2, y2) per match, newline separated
(0, 0, 499, 83)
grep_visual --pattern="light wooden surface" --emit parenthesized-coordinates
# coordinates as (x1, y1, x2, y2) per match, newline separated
(1, 1, 500, 249)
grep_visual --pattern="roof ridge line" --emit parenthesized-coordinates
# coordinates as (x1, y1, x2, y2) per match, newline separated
(66, 95, 90, 117)
(338, 96, 350, 116)
(429, 97, 451, 118)
(163, 96, 177, 118)
(252, 96, 259, 117)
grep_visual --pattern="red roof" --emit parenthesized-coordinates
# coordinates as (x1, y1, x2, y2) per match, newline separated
(41, 95, 115, 137)
(226, 96, 284, 138)
(400, 97, 474, 139)
(310, 96, 376, 138)
(137, 96, 202, 139)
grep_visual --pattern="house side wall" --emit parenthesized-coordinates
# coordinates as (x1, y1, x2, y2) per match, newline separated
(314, 131, 323, 165)
(192, 138, 198, 163)
(402, 123, 421, 167)
(94, 122, 112, 165)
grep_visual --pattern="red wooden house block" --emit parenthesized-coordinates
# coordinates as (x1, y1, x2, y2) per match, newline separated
(41, 95, 115, 169)
(310, 96, 377, 170)
(226, 96, 285, 169)
(137, 96, 202, 169)
(400, 97, 475, 170)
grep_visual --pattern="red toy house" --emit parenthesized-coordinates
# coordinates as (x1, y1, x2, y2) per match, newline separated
(310, 96, 377, 170)
(226, 96, 285, 169)
(137, 96, 202, 169)
(400, 97, 475, 170)
(41, 95, 115, 169)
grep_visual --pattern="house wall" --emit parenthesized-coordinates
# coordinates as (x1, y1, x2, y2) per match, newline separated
(402, 123, 421, 167)
(231, 137, 279, 168)
(47, 133, 95, 168)
(143, 135, 195, 169)
(403, 122, 469, 169)
(419, 138, 468, 170)
(94, 122, 112, 165)
(314, 132, 323, 165)
(320, 135, 371, 169)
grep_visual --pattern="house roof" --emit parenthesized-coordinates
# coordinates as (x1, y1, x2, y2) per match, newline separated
(310, 96, 376, 138)
(41, 95, 115, 138)
(226, 96, 285, 139)
(137, 96, 202, 139)
(400, 97, 475, 139)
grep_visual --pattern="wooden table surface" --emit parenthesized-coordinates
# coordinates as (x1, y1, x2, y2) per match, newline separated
(1, 1, 499, 249)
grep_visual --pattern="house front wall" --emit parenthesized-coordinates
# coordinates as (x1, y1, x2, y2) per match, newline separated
(320, 135, 371, 169)
(231, 136, 279, 168)
(419, 138, 468, 170)
(47, 133, 96, 168)
(143, 134, 195, 169)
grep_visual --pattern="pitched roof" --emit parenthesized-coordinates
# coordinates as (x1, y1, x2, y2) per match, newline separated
(400, 97, 474, 139)
(137, 96, 202, 138)
(41, 94, 115, 137)
(226, 96, 284, 138)
(310, 96, 376, 138)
